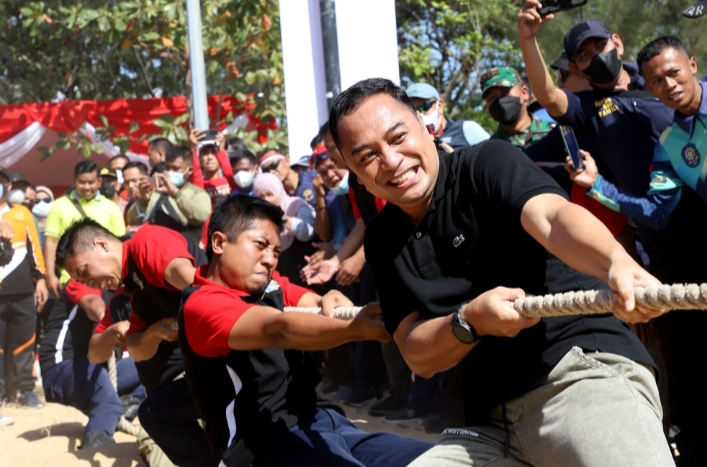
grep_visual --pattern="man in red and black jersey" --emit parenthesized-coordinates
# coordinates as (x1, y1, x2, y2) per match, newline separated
(178, 195, 433, 467)
(56, 221, 214, 466)
(38, 280, 144, 448)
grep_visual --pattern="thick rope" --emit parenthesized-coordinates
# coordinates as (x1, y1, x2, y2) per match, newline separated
(107, 352, 140, 437)
(284, 283, 707, 319)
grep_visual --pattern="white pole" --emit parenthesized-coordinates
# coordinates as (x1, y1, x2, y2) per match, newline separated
(186, 0, 209, 130)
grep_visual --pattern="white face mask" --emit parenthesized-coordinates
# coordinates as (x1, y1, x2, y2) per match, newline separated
(8, 189, 26, 205)
(32, 200, 52, 218)
(234, 170, 254, 189)
(421, 101, 441, 131)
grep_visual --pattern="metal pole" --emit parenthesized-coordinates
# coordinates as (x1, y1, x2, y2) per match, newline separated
(319, 0, 341, 110)
(186, 0, 209, 130)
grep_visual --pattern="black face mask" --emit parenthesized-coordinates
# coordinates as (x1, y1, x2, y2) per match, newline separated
(489, 96, 523, 125)
(100, 182, 116, 199)
(581, 48, 622, 86)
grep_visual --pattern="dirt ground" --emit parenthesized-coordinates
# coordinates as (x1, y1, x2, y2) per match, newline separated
(0, 389, 438, 467)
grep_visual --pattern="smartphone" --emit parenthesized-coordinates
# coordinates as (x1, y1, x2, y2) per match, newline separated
(203, 128, 219, 140)
(538, 0, 588, 16)
(153, 174, 161, 188)
(560, 126, 584, 170)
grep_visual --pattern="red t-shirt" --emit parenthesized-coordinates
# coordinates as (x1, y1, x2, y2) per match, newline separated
(183, 267, 312, 358)
(65, 279, 102, 304)
(190, 149, 237, 207)
(121, 225, 196, 336)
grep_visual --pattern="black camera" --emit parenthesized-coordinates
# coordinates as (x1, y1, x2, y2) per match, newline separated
(0, 239, 14, 267)
(539, 0, 588, 16)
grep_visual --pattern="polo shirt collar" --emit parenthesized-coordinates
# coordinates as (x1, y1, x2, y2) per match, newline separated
(72, 190, 102, 203)
(674, 81, 707, 134)
(121, 240, 130, 281)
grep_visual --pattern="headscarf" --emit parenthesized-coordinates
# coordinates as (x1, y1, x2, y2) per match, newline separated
(252, 173, 311, 218)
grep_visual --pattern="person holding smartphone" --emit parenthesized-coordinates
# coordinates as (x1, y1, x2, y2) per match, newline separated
(189, 129, 237, 207)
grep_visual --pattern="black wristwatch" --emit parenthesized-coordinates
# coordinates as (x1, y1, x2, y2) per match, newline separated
(451, 306, 481, 345)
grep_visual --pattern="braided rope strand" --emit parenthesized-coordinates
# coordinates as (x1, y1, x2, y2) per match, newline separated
(283, 283, 707, 320)
(107, 352, 140, 437)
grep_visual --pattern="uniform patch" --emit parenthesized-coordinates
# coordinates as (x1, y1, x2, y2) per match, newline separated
(263, 280, 281, 294)
(302, 188, 314, 202)
(682, 143, 701, 168)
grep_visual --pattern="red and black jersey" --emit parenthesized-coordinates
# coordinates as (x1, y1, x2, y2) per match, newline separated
(39, 280, 111, 371)
(178, 267, 342, 467)
(121, 225, 207, 394)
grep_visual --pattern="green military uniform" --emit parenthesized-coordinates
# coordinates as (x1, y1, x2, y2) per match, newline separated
(480, 66, 555, 149)
(490, 114, 555, 148)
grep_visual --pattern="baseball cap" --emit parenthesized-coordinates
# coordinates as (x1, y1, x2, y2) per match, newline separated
(291, 154, 311, 168)
(309, 145, 329, 169)
(0, 167, 9, 182)
(480, 67, 521, 97)
(99, 167, 118, 178)
(405, 83, 440, 100)
(683, 0, 707, 17)
(550, 51, 571, 72)
(8, 171, 28, 184)
(563, 20, 612, 61)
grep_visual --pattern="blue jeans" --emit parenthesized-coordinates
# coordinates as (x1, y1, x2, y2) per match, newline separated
(42, 356, 144, 435)
(254, 408, 434, 467)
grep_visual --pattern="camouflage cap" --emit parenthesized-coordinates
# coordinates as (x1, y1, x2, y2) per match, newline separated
(480, 67, 521, 97)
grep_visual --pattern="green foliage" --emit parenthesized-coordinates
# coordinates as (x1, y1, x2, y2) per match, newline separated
(2, 0, 287, 155)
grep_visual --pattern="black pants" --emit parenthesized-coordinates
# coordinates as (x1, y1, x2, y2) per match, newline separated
(0, 293, 37, 398)
(138, 378, 216, 467)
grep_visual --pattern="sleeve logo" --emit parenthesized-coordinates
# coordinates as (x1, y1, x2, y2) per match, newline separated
(682, 143, 701, 168)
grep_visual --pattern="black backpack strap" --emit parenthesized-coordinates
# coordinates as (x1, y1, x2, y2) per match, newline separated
(69, 196, 88, 219)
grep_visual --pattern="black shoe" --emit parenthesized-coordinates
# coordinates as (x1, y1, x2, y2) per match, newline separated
(345, 386, 379, 408)
(368, 395, 407, 417)
(121, 395, 141, 422)
(17, 391, 44, 409)
(424, 413, 455, 434)
(81, 430, 116, 449)
(384, 407, 425, 424)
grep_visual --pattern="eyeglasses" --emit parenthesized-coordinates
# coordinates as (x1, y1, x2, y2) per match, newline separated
(261, 160, 281, 173)
(415, 99, 437, 113)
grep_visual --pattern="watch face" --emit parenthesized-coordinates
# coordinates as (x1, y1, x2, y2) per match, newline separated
(452, 323, 474, 344)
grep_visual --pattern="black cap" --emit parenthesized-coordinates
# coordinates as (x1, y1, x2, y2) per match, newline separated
(550, 51, 571, 72)
(683, 1, 707, 17)
(563, 19, 612, 61)
(7, 171, 28, 185)
(0, 167, 9, 183)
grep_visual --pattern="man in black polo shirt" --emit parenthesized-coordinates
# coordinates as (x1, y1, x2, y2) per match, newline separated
(178, 195, 433, 467)
(56, 221, 214, 467)
(328, 78, 675, 466)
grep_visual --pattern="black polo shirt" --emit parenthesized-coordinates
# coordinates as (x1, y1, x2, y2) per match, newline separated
(364, 140, 654, 424)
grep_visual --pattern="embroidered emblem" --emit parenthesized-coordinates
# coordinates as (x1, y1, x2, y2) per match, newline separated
(264, 280, 280, 294)
(132, 272, 144, 290)
(14, 211, 24, 221)
(453, 235, 465, 248)
(682, 143, 701, 168)
(302, 188, 314, 202)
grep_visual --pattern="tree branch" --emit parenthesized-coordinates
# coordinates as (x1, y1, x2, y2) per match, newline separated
(131, 47, 155, 97)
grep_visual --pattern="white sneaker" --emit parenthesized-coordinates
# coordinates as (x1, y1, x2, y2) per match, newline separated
(0, 412, 14, 427)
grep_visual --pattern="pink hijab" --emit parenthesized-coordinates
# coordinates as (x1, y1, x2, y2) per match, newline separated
(252, 173, 311, 217)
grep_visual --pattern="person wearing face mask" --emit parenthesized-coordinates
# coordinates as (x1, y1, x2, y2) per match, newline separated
(99, 167, 128, 213)
(405, 83, 489, 151)
(518, 3, 674, 252)
(228, 148, 258, 196)
(127, 145, 211, 245)
(32, 186, 54, 250)
(0, 167, 48, 409)
(481, 67, 555, 148)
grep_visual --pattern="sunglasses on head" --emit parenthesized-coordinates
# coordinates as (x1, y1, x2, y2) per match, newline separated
(261, 160, 281, 173)
(415, 99, 437, 113)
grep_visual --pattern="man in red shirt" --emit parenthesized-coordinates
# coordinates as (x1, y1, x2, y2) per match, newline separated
(55, 221, 214, 466)
(179, 195, 432, 467)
